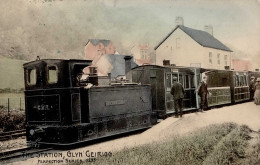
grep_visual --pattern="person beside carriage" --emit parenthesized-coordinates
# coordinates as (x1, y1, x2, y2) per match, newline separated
(249, 76, 256, 101)
(197, 75, 209, 111)
(254, 77, 260, 105)
(171, 77, 185, 118)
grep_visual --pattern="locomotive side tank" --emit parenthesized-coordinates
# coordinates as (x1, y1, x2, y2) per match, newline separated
(24, 59, 155, 145)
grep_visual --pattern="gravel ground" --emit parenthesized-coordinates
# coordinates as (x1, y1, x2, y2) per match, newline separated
(5, 101, 260, 165)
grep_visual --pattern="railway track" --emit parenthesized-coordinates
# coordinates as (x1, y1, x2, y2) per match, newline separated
(0, 146, 52, 162)
(0, 130, 26, 141)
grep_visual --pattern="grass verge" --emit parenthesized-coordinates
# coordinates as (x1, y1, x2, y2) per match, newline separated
(84, 123, 253, 165)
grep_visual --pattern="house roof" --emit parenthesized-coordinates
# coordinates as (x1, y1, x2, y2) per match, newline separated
(135, 59, 153, 66)
(154, 25, 232, 52)
(88, 39, 111, 46)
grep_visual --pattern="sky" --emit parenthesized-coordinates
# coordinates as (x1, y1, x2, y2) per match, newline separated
(0, 0, 259, 67)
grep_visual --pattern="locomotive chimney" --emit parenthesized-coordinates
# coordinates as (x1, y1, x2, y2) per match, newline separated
(124, 56, 132, 75)
(204, 25, 213, 36)
(89, 66, 97, 75)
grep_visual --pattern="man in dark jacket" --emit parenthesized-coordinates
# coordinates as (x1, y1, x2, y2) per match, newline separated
(171, 77, 185, 117)
(198, 76, 209, 111)
(249, 76, 255, 101)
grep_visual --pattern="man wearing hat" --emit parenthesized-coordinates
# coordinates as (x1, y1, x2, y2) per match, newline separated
(171, 76, 185, 117)
(254, 77, 260, 105)
(198, 75, 209, 111)
(249, 76, 256, 101)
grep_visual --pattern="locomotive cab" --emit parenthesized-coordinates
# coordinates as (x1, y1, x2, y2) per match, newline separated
(24, 59, 92, 144)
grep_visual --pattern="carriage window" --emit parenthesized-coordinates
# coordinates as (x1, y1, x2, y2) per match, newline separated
(48, 66, 58, 84)
(244, 75, 248, 86)
(197, 75, 201, 86)
(27, 69, 36, 85)
(172, 73, 178, 84)
(166, 73, 171, 91)
(184, 75, 190, 89)
(191, 75, 195, 88)
(179, 74, 183, 85)
(239, 76, 243, 86)
(234, 75, 239, 87)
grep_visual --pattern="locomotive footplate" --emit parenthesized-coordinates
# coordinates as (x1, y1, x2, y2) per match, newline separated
(26, 113, 154, 146)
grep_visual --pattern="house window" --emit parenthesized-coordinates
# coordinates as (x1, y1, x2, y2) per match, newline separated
(209, 52, 213, 64)
(224, 55, 228, 66)
(176, 38, 180, 48)
(140, 49, 148, 59)
(217, 54, 220, 65)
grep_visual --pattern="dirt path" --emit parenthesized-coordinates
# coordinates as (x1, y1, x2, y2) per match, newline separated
(6, 102, 260, 165)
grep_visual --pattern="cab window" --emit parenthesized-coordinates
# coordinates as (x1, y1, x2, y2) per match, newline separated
(47, 66, 58, 84)
(27, 69, 36, 85)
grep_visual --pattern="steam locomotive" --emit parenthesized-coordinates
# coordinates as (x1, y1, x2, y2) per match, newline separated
(24, 59, 259, 146)
(24, 59, 156, 146)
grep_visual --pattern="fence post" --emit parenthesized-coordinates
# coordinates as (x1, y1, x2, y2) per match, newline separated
(20, 97, 22, 111)
(8, 98, 10, 117)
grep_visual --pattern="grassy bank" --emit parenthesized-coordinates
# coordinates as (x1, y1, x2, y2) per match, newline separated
(88, 123, 254, 165)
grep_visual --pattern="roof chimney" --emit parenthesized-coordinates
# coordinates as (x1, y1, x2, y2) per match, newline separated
(204, 25, 213, 36)
(163, 60, 170, 66)
(175, 17, 184, 26)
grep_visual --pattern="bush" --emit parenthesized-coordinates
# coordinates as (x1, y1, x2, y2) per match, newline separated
(0, 108, 25, 132)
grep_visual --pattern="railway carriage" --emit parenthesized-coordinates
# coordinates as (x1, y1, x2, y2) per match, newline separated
(127, 65, 201, 117)
(230, 71, 250, 103)
(24, 59, 156, 146)
(204, 70, 232, 107)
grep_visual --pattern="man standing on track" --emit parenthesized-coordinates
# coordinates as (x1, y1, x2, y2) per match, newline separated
(171, 77, 185, 118)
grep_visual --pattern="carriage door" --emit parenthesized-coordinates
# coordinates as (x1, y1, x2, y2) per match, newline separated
(165, 72, 174, 112)
(179, 72, 196, 110)
(165, 72, 178, 113)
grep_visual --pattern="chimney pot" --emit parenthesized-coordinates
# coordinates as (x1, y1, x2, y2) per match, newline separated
(163, 60, 170, 66)
(175, 17, 184, 26)
(204, 25, 213, 36)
